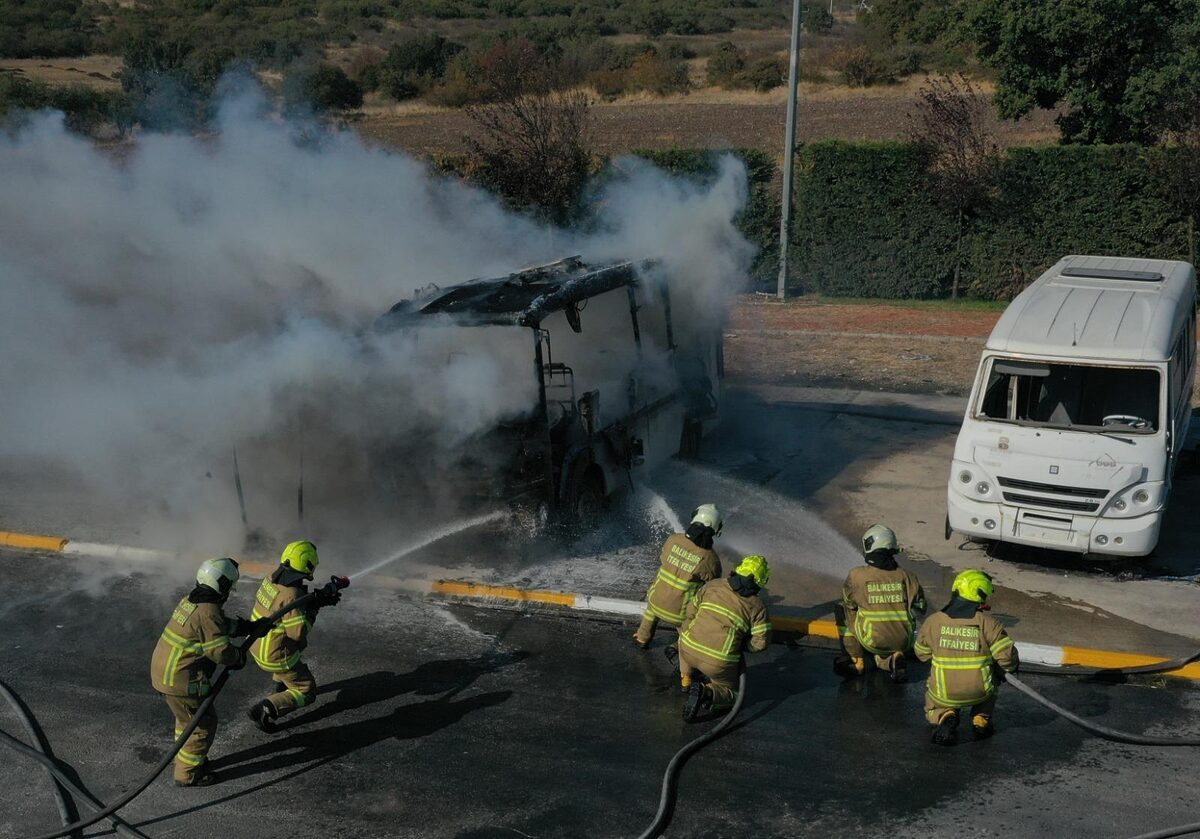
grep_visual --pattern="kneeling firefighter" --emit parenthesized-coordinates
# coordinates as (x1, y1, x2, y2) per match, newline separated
(914, 569, 1018, 746)
(677, 555, 772, 722)
(633, 504, 723, 650)
(835, 524, 927, 682)
(247, 540, 342, 732)
(150, 558, 270, 786)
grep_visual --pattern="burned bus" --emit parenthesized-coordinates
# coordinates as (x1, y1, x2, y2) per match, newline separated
(373, 256, 723, 526)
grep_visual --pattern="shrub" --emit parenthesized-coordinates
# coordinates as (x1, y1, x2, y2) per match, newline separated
(626, 51, 690, 95)
(706, 41, 745, 86)
(587, 68, 629, 98)
(833, 46, 894, 87)
(295, 64, 364, 111)
(378, 33, 464, 101)
(802, 2, 834, 35)
(738, 56, 786, 92)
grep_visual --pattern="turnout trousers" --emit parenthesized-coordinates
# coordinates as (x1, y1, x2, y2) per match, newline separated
(163, 694, 217, 783)
(265, 660, 316, 716)
(677, 645, 740, 710)
(924, 691, 997, 726)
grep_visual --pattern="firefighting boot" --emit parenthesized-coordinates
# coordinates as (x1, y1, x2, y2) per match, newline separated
(972, 714, 995, 740)
(931, 710, 959, 747)
(682, 683, 713, 723)
(887, 652, 907, 684)
(833, 654, 866, 679)
(663, 645, 679, 666)
(247, 700, 278, 734)
(175, 770, 217, 788)
(680, 671, 693, 693)
(633, 635, 649, 650)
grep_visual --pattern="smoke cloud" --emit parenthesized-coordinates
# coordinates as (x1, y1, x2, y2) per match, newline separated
(0, 86, 754, 557)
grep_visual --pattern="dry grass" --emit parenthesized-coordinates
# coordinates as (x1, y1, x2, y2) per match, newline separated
(0, 56, 122, 90)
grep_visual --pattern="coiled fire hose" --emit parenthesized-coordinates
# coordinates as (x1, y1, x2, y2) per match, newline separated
(0, 574, 349, 839)
(636, 669, 748, 839)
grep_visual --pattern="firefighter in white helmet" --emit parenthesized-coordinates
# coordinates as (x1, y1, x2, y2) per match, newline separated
(634, 504, 723, 651)
(834, 524, 927, 682)
(149, 558, 270, 786)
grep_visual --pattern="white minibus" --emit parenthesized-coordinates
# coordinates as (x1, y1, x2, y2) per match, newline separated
(947, 255, 1196, 557)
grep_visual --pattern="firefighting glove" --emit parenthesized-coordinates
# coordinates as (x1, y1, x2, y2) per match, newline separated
(227, 646, 248, 671)
(313, 587, 342, 609)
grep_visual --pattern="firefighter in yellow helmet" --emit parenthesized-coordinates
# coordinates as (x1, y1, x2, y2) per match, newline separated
(834, 524, 927, 682)
(149, 558, 270, 786)
(634, 504, 723, 651)
(677, 555, 772, 722)
(914, 569, 1018, 746)
(247, 540, 342, 732)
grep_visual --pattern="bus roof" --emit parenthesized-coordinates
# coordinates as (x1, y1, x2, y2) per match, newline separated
(376, 257, 657, 330)
(986, 255, 1196, 362)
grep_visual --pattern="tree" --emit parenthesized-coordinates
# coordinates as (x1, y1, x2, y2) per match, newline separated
(968, 0, 1199, 144)
(288, 64, 363, 112)
(908, 73, 999, 299)
(802, 2, 835, 35)
(464, 39, 592, 222)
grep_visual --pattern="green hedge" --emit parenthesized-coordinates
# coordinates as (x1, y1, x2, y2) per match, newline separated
(792, 140, 1192, 299)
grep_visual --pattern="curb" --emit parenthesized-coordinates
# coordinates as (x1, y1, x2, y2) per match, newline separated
(0, 529, 276, 576)
(430, 579, 1200, 681)
(6, 528, 1200, 680)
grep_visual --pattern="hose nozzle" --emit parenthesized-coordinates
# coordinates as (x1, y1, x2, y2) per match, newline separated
(329, 575, 350, 591)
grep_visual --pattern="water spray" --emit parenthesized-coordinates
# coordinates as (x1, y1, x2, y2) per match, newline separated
(350, 510, 508, 581)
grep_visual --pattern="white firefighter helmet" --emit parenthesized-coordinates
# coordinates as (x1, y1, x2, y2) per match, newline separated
(861, 524, 898, 555)
(690, 503, 723, 536)
(196, 557, 240, 595)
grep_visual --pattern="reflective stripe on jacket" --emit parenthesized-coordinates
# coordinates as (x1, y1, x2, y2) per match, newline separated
(841, 565, 926, 655)
(150, 597, 238, 697)
(250, 577, 312, 672)
(914, 610, 1018, 708)
(679, 577, 771, 664)
(644, 533, 721, 625)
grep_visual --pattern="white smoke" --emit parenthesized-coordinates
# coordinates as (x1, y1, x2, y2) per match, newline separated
(0, 86, 754, 556)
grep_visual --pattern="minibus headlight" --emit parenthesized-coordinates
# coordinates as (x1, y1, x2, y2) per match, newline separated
(1133, 489, 1151, 504)
(959, 470, 973, 484)
(976, 481, 991, 495)
(1112, 498, 1127, 512)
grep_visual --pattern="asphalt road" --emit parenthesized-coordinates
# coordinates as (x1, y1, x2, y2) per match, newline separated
(1, 551, 1199, 839)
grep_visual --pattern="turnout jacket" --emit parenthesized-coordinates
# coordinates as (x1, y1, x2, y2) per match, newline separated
(914, 606, 1018, 708)
(150, 588, 244, 697)
(643, 533, 721, 625)
(841, 564, 926, 655)
(679, 576, 772, 665)
(251, 574, 314, 672)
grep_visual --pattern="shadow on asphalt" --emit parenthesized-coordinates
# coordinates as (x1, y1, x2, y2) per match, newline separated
(211, 651, 525, 783)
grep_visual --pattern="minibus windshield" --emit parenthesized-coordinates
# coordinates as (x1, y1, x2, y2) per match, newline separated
(976, 359, 1160, 433)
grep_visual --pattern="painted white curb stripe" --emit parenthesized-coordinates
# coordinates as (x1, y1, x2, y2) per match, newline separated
(1015, 642, 1066, 668)
(572, 594, 644, 616)
(62, 542, 175, 562)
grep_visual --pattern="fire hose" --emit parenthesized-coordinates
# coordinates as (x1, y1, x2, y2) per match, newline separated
(636, 669, 748, 839)
(0, 574, 350, 839)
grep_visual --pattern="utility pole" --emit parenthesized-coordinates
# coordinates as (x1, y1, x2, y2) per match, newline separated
(776, 0, 802, 299)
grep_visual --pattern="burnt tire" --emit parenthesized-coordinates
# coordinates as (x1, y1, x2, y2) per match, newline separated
(562, 466, 606, 534)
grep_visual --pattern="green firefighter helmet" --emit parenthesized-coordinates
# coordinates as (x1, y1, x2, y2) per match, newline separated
(735, 555, 770, 588)
(280, 540, 319, 578)
(861, 524, 899, 556)
(952, 569, 994, 604)
(690, 503, 723, 536)
(196, 557, 240, 596)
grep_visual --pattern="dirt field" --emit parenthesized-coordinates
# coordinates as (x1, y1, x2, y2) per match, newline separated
(357, 80, 1058, 156)
(0, 56, 122, 89)
(725, 295, 1000, 395)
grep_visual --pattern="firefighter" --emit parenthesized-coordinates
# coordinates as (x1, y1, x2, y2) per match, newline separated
(914, 569, 1018, 746)
(247, 540, 342, 732)
(633, 504, 723, 650)
(834, 524, 927, 682)
(150, 558, 268, 786)
(677, 555, 772, 722)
